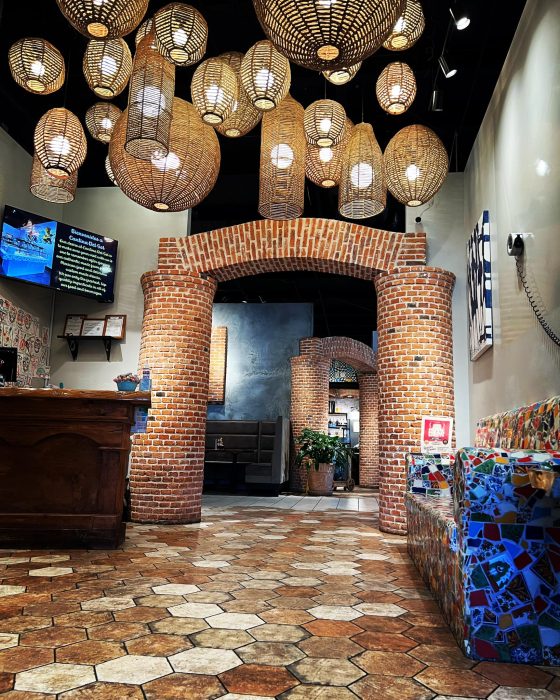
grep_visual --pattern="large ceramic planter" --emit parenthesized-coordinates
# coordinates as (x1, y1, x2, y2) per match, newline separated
(307, 463, 334, 496)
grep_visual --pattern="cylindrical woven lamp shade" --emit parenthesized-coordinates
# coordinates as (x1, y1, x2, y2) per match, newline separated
(323, 62, 361, 86)
(105, 154, 116, 184)
(30, 153, 77, 203)
(85, 102, 122, 142)
(383, 124, 449, 206)
(252, 0, 405, 71)
(135, 17, 153, 45)
(339, 122, 386, 219)
(110, 98, 220, 212)
(55, 0, 148, 39)
(376, 62, 416, 115)
(383, 0, 425, 51)
(240, 40, 291, 112)
(83, 38, 132, 99)
(259, 95, 305, 220)
(304, 99, 346, 147)
(9, 38, 65, 95)
(191, 58, 238, 125)
(216, 52, 262, 138)
(305, 118, 352, 188)
(34, 107, 87, 178)
(125, 33, 175, 161)
(153, 3, 208, 66)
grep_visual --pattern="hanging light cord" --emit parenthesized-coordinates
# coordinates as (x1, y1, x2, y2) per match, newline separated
(515, 256, 560, 347)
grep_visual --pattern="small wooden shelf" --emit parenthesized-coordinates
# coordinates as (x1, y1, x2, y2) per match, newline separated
(58, 335, 119, 362)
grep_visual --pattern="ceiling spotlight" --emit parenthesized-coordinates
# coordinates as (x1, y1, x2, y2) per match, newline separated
(449, 5, 470, 31)
(430, 89, 443, 111)
(438, 55, 457, 79)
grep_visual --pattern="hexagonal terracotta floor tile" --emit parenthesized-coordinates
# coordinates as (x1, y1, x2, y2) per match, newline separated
(473, 661, 552, 688)
(409, 643, 474, 669)
(28, 567, 73, 577)
(126, 633, 192, 657)
(219, 663, 299, 696)
(169, 648, 242, 675)
(0, 646, 54, 673)
(15, 663, 95, 694)
(303, 620, 362, 637)
(206, 613, 264, 630)
(20, 626, 86, 648)
(56, 640, 125, 665)
(289, 658, 364, 686)
(168, 603, 222, 619)
(353, 603, 407, 617)
(96, 655, 172, 684)
(150, 617, 208, 636)
(58, 682, 144, 699)
(237, 642, 305, 666)
(88, 623, 148, 642)
(0, 634, 19, 651)
(279, 687, 357, 699)
(414, 667, 497, 697)
(353, 631, 418, 652)
(189, 629, 254, 650)
(298, 636, 362, 659)
(152, 584, 199, 595)
(350, 674, 435, 700)
(308, 606, 362, 622)
(81, 597, 135, 612)
(143, 673, 225, 700)
(0, 586, 26, 597)
(251, 624, 309, 643)
(353, 650, 425, 676)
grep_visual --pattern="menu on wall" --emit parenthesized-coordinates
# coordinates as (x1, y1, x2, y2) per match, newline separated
(421, 416, 454, 454)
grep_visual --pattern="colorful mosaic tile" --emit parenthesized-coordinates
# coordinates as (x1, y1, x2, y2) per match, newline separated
(406, 453, 454, 497)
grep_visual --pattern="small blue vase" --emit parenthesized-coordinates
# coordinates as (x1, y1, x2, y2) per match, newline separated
(117, 381, 138, 392)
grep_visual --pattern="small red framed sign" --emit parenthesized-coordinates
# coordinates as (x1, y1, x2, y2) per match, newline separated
(421, 416, 453, 454)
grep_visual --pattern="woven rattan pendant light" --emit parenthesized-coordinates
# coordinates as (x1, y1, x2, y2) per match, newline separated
(135, 17, 153, 45)
(323, 62, 361, 86)
(55, 0, 148, 39)
(125, 33, 175, 161)
(9, 38, 65, 95)
(191, 58, 238, 125)
(85, 102, 122, 142)
(376, 62, 416, 115)
(30, 153, 77, 203)
(83, 38, 132, 99)
(110, 98, 220, 211)
(34, 107, 87, 178)
(105, 154, 117, 184)
(259, 95, 305, 220)
(252, 0, 406, 72)
(305, 119, 353, 188)
(304, 99, 346, 148)
(153, 3, 207, 66)
(215, 52, 262, 138)
(383, 124, 449, 206)
(240, 40, 291, 112)
(339, 122, 386, 219)
(383, 0, 425, 51)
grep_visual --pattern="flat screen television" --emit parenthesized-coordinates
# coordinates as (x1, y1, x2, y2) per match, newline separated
(0, 205, 118, 303)
(0, 347, 17, 383)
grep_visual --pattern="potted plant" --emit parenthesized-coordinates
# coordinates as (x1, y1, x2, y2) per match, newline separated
(295, 428, 351, 496)
(113, 372, 140, 392)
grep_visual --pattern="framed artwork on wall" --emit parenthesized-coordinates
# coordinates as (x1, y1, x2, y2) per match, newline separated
(467, 210, 493, 360)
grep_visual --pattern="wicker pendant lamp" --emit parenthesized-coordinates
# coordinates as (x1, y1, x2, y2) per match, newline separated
(85, 102, 122, 142)
(383, 124, 449, 206)
(8, 38, 65, 95)
(304, 99, 346, 148)
(191, 58, 238, 125)
(135, 17, 153, 45)
(383, 0, 425, 51)
(252, 0, 405, 72)
(339, 122, 386, 219)
(30, 153, 77, 203)
(110, 98, 220, 212)
(83, 38, 132, 99)
(105, 154, 117, 184)
(305, 119, 353, 188)
(125, 33, 175, 161)
(55, 0, 148, 39)
(323, 62, 361, 86)
(240, 40, 291, 112)
(216, 51, 262, 138)
(259, 95, 305, 220)
(153, 3, 208, 66)
(34, 107, 87, 178)
(376, 62, 416, 115)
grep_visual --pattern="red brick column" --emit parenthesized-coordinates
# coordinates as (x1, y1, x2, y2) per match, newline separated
(129, 270, 217, 523)
(358, 372, 379, 488)
(375, 266, 455, 534)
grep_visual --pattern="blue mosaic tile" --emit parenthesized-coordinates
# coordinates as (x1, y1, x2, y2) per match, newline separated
(406, 452, 454, 498)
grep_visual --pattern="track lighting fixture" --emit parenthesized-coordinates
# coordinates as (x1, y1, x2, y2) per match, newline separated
(449, 4, 470, 31)
(430, 89, 443, 111)
(438, 54, 457, 79)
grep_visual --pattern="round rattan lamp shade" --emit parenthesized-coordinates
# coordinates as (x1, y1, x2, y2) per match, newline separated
(55, 0, 148, 39)
(376, 62, 416, 115)
(135, 17, 153, 45)
(34, 108, 87, 178)
(153, 3, 208, 66)
(191, 58, 238, 125)
(105, 154, 117, 184)
(383, 124, 449, 206)
(30, 153, 77, 203)
(383, 0, 425, 51)
(216, 51, 262, 138)
(85, 102, 122, 142)
(252, 0, 405, 71)
(240, 40, 291, 112)
(259, 95, 305, 220)
(83, 38, 132, 99)
(9, 38, 65, 95)
(110, 98, 221, 212)
(323, 62, 361, 86)
(339, 122, 386, 219)
(304, 99, 346, 148)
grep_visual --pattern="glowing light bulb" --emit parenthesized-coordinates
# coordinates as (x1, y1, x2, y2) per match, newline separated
(151, 151, 181, 171)
(205, 84, 224, 105)
(318, 0, 337, 6)
(390, 83, 402, 99)
(394, 16, 406, 32)
(406, 164, 420, 181)
(93, 0, 106, 6)
(173, 28, 188, 47)
(50, 135, 71, 156)
(139, 86, 166, 118)
(255, 68, 274, 91)
(351, 162, 373, 189)
(100, 55, 117, 77)
(319, 117, 332, 134)
(319, 147, 333, 163)
(271, 143, 294, 169)
(101, 117, 113, 130)
(30, 60, 45, 77)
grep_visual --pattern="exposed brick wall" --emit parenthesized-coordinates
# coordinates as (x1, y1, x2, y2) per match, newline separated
(358, 372, 379, 488)
(300, 336, 377, 372)
(208, 326, 227, 404)
(375, 266, 455, 534)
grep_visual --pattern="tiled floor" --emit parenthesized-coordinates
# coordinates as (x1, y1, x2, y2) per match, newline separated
(202, 492, 378, 513)
(0, 507, 556, 699)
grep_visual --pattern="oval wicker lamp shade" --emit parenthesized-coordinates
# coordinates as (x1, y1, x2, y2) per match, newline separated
(383, 124, 449, 206)
(304, 99, 346, 148)
(216, 52, 262, 138)
(323, 62, 362, 86)
(85, 102, 122, 142)
(240, 40, 291, 112)
(30, 153, 77, 204)
(9, 38, 65, 95)
(252, 0, 406, 72)
(83, 38, 132, 99)
(34, 107, 87, 178)
(383, 0, 425, 51)
(339, 122, 386, 219)
(305, 119, 353, 189)
(125, 33, 175, 162)
(55, 0, 148, 39)
(259, 94, 305, 220)
(110, 98, 221, 212)
(135, 17, 153, 45)
(191, 58, 238, 126)
(153, 3, 208, 66)
(105, 154, 117, 184)
(376, 62, 416, 115)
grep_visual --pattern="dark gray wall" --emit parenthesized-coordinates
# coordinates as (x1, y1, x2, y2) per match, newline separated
(208, 303, 313, 421)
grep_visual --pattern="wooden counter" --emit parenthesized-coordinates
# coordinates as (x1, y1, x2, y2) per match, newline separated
(0, 388, 150, 549)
